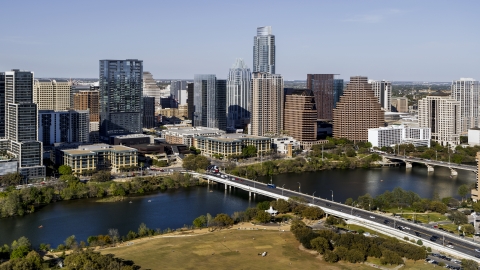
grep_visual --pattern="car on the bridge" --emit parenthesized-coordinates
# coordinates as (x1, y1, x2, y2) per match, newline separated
(383, 219, 390, 224)
(475, 248, 480, 253)
(325, 203, 331, 207)
(369, 216, 375, 219)
(446, 244, 454, 249)
(415, 231, 421, 236)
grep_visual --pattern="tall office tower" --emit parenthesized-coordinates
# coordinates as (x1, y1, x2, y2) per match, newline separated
(253, 26, 275, 74)
(251, 72, 283, 136)
(333, 79, 344, 109)
(193, 75, 227, 130)
(38, 110, 90, 145)
(391, 97, 408, 112)
(33, 79, 72, 110)
(73, 90, 100, 122)
(227, 58, 252, 129)
(307, 74, 343, 120)
(370, 80, 392, 112)
(451, 78, 480, 133)
(332, 76, 384, 142)
(99, 59, 143, 141)
(0, 73, 5, 138)
(70, 84, 92, 108)
(284, 89, 317, 145)
(143, 71, 162, 105)
(170, 80, 187, 100)
(418, 94, 461, 146)
(5, 69, 45, 180)
(187, 83, 194, 120)
(143, 96, 156, 128)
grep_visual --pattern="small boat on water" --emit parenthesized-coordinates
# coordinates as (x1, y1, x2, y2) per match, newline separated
(148, 200, 151, 202)
(38, 225, 43, 228)
(209, 190, 213, 192)
(129, 201, 132, 204)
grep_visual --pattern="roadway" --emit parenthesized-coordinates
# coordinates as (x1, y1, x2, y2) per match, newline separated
(205, 172, 480, 261)
(380, 153, 477, 172)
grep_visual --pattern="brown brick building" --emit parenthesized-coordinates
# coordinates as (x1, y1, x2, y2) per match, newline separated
(332, 76, 384, 142)
(284, 89, 317, 142)
(73, 90, 100, 122)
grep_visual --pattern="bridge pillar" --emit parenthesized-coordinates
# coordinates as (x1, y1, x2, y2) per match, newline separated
(450, 168, 458, 176)
(225, 184, 227, 190)
(405, 162, 412, 169)
(249, 191, 251, 197)
(207, 179, 210, 185)
(427, 165, 434, 172)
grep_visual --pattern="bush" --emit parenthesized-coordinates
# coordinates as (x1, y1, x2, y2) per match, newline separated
(416, 239, 423, 246)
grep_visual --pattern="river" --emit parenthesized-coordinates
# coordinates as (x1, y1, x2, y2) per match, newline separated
(0, 165, 475, 247)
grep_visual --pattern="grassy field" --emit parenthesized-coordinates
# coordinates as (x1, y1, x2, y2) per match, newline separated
(101, 229, 440, 270)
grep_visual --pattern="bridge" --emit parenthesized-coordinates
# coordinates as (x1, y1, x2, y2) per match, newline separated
(379, 153, 477, 176)
(188, 171, 480, 262)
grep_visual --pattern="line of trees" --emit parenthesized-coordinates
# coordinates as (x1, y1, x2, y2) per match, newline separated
(291, 219, 426, 265)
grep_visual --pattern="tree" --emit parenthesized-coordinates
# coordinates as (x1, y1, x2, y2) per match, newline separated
(90, 170, 111, 182)
(345, 198, 353, 206)
(255, 211, 272, 224)
(270, 199, 290, 213)
(213, 213, 234, 227)
(458, 184, 469, 201)
(58, 165, 73, 175)
(138, 223, 150, 237)
(310, 237, 330, 254)
(0, 172, 22, 187)
(323, 250, 339, 263)
(193, 215, 207, 228)
(449, 210, 468, 225)
(302, 206, 324, 220)
(64, 235, 77, 249)
(461, 259, 478, 270)
(461, 224, 475, 235)
(242, 145, 257, 158)
(256, 201, 271, 210)
(182, 155, 211, 171)
(108, 228, 120, 244)
(10, 245, 30, 259)
(473, 201, 480, 213)
(416, 239, 423, 246)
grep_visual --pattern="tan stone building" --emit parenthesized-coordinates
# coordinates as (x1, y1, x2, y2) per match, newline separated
(251, 72, 283, 136)
(34, 79, 72, 110)
(194, 134, 271, 158)
(391, 97, 409, 113)
(284, 89, 318, 144)
(163, 127, 225, 147)
(333, 76, 384, 142)
(73, 90, 100, 122)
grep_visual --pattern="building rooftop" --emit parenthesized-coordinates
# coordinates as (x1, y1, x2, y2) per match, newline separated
(197, 133, 269, 142)
(111, 134, 152, 139)
(164, 126, 225, 136)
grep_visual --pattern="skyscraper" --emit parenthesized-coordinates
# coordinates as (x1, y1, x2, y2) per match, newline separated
(187, 83, 194, 120)
(418, 94, 461, 146)
(227, 58, 252, 129)
(142, 71, 162, 105)
(451, 78, 480, 133)
(142, 96, 156, 128)
(0, 73, 5, 138)
(307, 74, 343, 120)
(253, 26, 275, 74)
(284, 89, 318, 148)
(4, 69, 45, 180)
(73, 90, 100, 122)
(332, 76, 384, 142)
(370, 80, 392, 112)
(251, 72, 283, 136)
(33, 79, 72, 110)
(99, 59, 143, 141)
(38, 110, 90, 145)
(193, 75, 227, 130)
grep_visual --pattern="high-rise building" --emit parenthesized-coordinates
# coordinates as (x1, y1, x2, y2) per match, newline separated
(170, 80, 187, 100)
(143, 71, 162, 105)
(34, 79, 72, 110)
(187, 83, 194, 120)
(0, 73, 5, 138)
(451, 78, 480, 133)
(332, 76, 384, 142)
(307, 74, 343, 120)
(418, 94, 461, 146)
(251, 72, 283, 136)
(99, 59, 143, 141)
(193, 75, 227, 131)
(370, 80, 392, 112)
(227, 58, 252, 129)
(391, 97, 408, 112)
(142, 96, 156, 128)
(73, 90, 100, 122)
(253, 26, 275, 74)
(4, 69, 45, 180)
(284, 88, 318, 148)
(38, 110, 90, 146)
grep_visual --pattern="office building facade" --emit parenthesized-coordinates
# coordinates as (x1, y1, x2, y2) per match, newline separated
(39, 110, 90, 146)
(4, 70, 45, 180)
(227, 58, 252, 129)
(0, 73, 5, 138)
(143, 96, 156, 128)
(307, 74, 343, 120)
(73, 90, 100, 122)
(370, 80, 391, 112)
(283, 89, 317, 144)
(391, 97, 408, 112)
(99, 59, 143, 141)
(187, 83, 194, 120)
(251, 72, 283, 136)
(193, 75, 227, 131)
(253, 26, 275, 74)
(451, 78, 480, 133)
(143, 71, 162, 105)
(33, 79, 72, 111)
(418, 95, 461, 146)
(332, 76, 384, 142)
(368, 125, 430, 148)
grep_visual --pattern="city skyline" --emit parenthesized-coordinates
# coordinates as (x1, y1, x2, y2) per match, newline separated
(1, 1, 479, 81)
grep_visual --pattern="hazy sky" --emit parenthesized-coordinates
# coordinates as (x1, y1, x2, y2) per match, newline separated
(1, 0, 479, 81)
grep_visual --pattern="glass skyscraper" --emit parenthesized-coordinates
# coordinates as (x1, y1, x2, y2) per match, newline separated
(99, 59, 143, 141)
(253, 26, 275, 74)
(193, 74, 226, 131)
(227, 58, 251, 130)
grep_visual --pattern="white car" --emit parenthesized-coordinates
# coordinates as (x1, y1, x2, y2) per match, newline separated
(446, 244, 454, 249)
(475, 248, 480, 253)
(403, 227, 410, 230)
(369, 216, 375, 219)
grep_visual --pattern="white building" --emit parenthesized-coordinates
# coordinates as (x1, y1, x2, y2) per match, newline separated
(451, 78, 480, 134)
(418, 95, 461, 146)
(370, 80, 392, 112)
(34, 79, 72, 111)
(163, 126, 225, 147)
(468, 128, 480, 146)
(368, 125, 431, 148)
(271, 136, 300, 156)
(227, 58, 251, 129)
(38, 110, 90, 146)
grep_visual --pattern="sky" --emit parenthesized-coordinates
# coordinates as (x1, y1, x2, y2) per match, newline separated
(1, 0, 479, 81)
